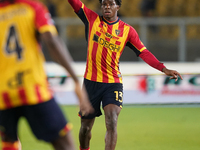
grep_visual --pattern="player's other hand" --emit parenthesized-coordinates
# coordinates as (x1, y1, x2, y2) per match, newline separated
(74, 82, 94, 116)
(162, 67, 183, 81)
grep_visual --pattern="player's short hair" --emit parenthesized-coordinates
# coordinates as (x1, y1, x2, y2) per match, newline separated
(99, 0, 122, 7)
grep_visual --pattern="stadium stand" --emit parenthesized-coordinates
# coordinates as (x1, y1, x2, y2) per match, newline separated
(38, 0, 200, 62)
(39, 0, 200, 39)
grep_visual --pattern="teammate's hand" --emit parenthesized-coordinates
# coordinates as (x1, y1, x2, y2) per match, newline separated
(162, 67, 183, 81)
(74, 82, 94, 116)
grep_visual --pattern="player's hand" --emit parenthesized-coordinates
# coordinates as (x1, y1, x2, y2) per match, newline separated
(18, 138, 22, 150)
(162, 67, 183, 81)
(74, 82, 94, 116)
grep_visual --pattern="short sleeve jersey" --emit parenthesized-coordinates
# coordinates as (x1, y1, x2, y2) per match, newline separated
(0, 0, 57, 110)
(70, 1, 147, 83)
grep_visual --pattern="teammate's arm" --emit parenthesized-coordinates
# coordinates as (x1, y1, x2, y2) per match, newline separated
(139, 50, 183, 81)
(34, 1, 93, 115)
(67, 0, 98, 23)
(68, 0, 82, 13)
(127, 27, 183, 81)
(41, 32, 93, 116)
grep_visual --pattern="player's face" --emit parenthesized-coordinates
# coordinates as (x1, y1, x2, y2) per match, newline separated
(101, 0, 119, 21)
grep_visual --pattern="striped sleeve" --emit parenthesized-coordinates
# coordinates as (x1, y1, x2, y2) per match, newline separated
(127, 26, 165, 72)
(34, 2, 57, 35)
(126, 26, 147, 56)
(68, 0, 82, 13)
(69, 0, 99, 41)
(139, 50, 166, 72)
(69, 0, 99, 25)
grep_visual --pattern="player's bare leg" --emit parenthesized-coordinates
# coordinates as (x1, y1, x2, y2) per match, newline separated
(104, 104, 121, 150)
(51, 131, 76, 150)
(79, 118, 95, 149)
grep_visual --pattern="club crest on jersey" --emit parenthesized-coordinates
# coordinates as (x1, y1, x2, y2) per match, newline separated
(115, 30, 121, 36)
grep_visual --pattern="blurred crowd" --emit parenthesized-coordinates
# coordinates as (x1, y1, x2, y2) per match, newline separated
(41, 0, 200, 18)
(41, 0, 200, 40)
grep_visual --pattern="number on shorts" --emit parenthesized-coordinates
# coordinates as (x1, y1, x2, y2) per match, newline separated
(114, 91, 123, 103)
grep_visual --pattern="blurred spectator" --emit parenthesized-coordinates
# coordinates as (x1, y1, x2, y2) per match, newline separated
(140, 0, 157, 17)
(45, 0, 57, 17)
(44, 0, 60, 33)
(140, 0, 158, 33)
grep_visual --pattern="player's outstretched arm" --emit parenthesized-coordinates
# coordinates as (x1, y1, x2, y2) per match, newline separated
(162, 67, 183, 81)
(139, 50, 183, 81)
(68, 0, 82, 13)
(41, 31, 93, 116)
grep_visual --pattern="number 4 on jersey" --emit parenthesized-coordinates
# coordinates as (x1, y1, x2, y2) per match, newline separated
(5, 25, 23, 60)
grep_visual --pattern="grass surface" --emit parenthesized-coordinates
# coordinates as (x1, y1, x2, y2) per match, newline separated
(1, 105, 200, 150)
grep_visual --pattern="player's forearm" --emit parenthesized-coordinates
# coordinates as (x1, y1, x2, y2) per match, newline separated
(68, 0, 82, 13)
(51, 43, 79, 82)
(139, 49, 166, 72)
(54, 46, 79, 83)
(41, 32, 79, 83)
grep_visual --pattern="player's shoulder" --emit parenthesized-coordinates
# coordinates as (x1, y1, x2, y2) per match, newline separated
(119, 19, 134, 28)
(120, 19, 138, 33)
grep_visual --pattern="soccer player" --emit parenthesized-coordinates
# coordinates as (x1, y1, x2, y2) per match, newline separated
(0, 0, 93, 150)
(67, 0, 183, 150)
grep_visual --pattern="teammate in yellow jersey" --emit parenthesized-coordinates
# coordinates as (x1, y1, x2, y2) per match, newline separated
(68, 0, 183, 150)
(0, 0, 93, 150)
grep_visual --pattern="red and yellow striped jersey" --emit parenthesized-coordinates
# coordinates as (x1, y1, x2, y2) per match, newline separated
(69, 0, 165, 83)
(0, 0, 57, 110)
(69, 0, 147, 83)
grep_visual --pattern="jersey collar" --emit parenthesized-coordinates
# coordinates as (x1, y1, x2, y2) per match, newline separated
(102, 16, 119, 25)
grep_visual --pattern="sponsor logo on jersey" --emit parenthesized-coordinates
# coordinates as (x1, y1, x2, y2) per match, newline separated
(93, 34, 121, 52)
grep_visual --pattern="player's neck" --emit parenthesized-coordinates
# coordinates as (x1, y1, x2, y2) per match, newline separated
(103, 16, 118, 23)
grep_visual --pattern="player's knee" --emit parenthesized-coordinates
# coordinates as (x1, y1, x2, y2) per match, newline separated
(51, 133, 76, 150)
(105, 116, 117, 131)
(80, 125, 91, 136)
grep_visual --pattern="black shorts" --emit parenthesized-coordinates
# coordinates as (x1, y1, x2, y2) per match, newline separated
(80, 78, 123, 119)
(0, 98, 68, 142)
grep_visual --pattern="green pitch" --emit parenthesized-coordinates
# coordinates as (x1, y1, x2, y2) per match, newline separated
(1, 105, 200, 150)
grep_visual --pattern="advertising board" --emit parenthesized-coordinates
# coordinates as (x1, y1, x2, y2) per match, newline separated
(46, 62, 200, 104)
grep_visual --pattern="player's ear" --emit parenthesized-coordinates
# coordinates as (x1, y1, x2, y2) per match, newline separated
(116, 5, 120, 11)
